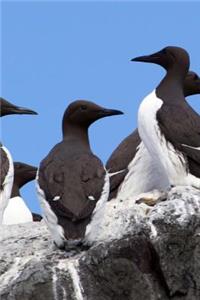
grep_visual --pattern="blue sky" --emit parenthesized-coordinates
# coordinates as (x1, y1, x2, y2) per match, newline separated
(1, 1, 200, 214)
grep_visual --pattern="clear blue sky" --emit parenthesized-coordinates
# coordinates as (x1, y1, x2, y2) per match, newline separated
(1, 1, 200, 214)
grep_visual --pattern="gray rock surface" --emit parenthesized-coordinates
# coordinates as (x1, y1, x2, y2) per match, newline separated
(0, 186, 200, 300)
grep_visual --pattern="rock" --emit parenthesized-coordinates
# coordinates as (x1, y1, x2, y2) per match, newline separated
(0, 186, 200, 300)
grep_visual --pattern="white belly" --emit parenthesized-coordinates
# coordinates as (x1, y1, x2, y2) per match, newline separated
(2, 196, 33, 225)
(0, 146, 14, 224)
(138, 90, 189, 186)
(117, 141, 170, 201)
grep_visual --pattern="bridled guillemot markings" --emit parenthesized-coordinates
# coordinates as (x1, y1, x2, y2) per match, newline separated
(2, 162, 42, 225)
(106, 70, 200, 201)
(131, 46, 200, 188)
(36, 100, 123, 249)
(0, 98, 37, 224)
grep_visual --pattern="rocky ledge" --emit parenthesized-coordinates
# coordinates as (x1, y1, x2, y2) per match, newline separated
(1, 186, 200, 300)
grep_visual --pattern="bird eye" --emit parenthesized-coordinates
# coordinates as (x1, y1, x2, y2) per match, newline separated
(80, 105, 87, 111)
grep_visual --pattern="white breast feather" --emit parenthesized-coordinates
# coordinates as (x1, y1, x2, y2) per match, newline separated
(36, 171, 66, 248)
(0, 146, 14, 224)
(116, 141, 170, 202)
(84, 169, 110, 244)
(138, 90, 200, 188)
(2, 196, 33, 225)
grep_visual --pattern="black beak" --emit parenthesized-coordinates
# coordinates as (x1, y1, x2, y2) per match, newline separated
(131, 55, 152, 62)
(100, 108, 124, 117)
(28, 166, 38, 176)
(131, 50, 162, 64)
(0, 98, 38, 117)
(10, 105, 38, 115)
(14, 162, 38, 176)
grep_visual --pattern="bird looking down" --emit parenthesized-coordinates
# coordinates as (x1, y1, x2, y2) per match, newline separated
(36, 100, 123, 249)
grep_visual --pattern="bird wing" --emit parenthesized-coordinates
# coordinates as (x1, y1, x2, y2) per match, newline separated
(106, 129, 141, 199)
(38, 149, 106, 222)
(157, 102, 200, 174)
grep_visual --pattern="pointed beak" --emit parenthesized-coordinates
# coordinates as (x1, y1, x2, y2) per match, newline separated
(23, 164, 38, 176)
(131, 50, 162, 63)
(14, 162, 38, 176)
(131, 55, 153, 62)
(10, 105, 38, 115)
(29, 166, 38, 175)
(100, 108, 124, 117)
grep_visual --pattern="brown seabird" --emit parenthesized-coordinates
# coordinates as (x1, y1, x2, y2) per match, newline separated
(0, 97, 37, 224)
(36, 100, 123, 249)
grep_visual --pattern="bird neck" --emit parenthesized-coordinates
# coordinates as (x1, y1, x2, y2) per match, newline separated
(63, 124, 90, 148)
(11, 184, 20, 198)
(157, 66, 187, 103)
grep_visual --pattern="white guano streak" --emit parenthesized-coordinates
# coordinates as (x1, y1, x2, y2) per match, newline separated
(52, 267, 59, 300)
(67, 261, 84, 300)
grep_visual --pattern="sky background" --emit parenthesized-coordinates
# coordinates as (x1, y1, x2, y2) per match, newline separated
(1, 1, 200, 214)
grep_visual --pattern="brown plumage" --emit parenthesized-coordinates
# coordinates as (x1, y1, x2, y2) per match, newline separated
(37, 100, 123, 248)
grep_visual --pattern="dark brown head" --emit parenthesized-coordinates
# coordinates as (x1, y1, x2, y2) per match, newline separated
(184, 71, 200, 97)
(131, 46, 190, 75)
(62, 100, 123, 135)
(0, 97, 37, 117)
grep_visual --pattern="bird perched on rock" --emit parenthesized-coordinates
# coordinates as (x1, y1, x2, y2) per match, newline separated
(106, 71, 200, 202)
(131, 46, 200, 190)
(36, 100, 123, 249)
(0, 98, 37, 224)
(2, 162, 42, 225)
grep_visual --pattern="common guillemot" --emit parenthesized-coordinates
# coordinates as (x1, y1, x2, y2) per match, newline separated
(106, 71, 200, 201)
(131, 46, 200, 189)
(2, 162, 42, 225)
(36, 100, 123, 249)
(0, 98, 37, 224)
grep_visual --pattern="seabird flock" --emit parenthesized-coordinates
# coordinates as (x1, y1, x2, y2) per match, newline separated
(1, 46, 200, 250)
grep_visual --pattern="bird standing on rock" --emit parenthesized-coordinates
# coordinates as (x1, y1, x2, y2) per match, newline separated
(36, 100, 123, 249)
(0, 98, 37, 224)
(106, 70, 200, 202)
(132, 46, 200, 190)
